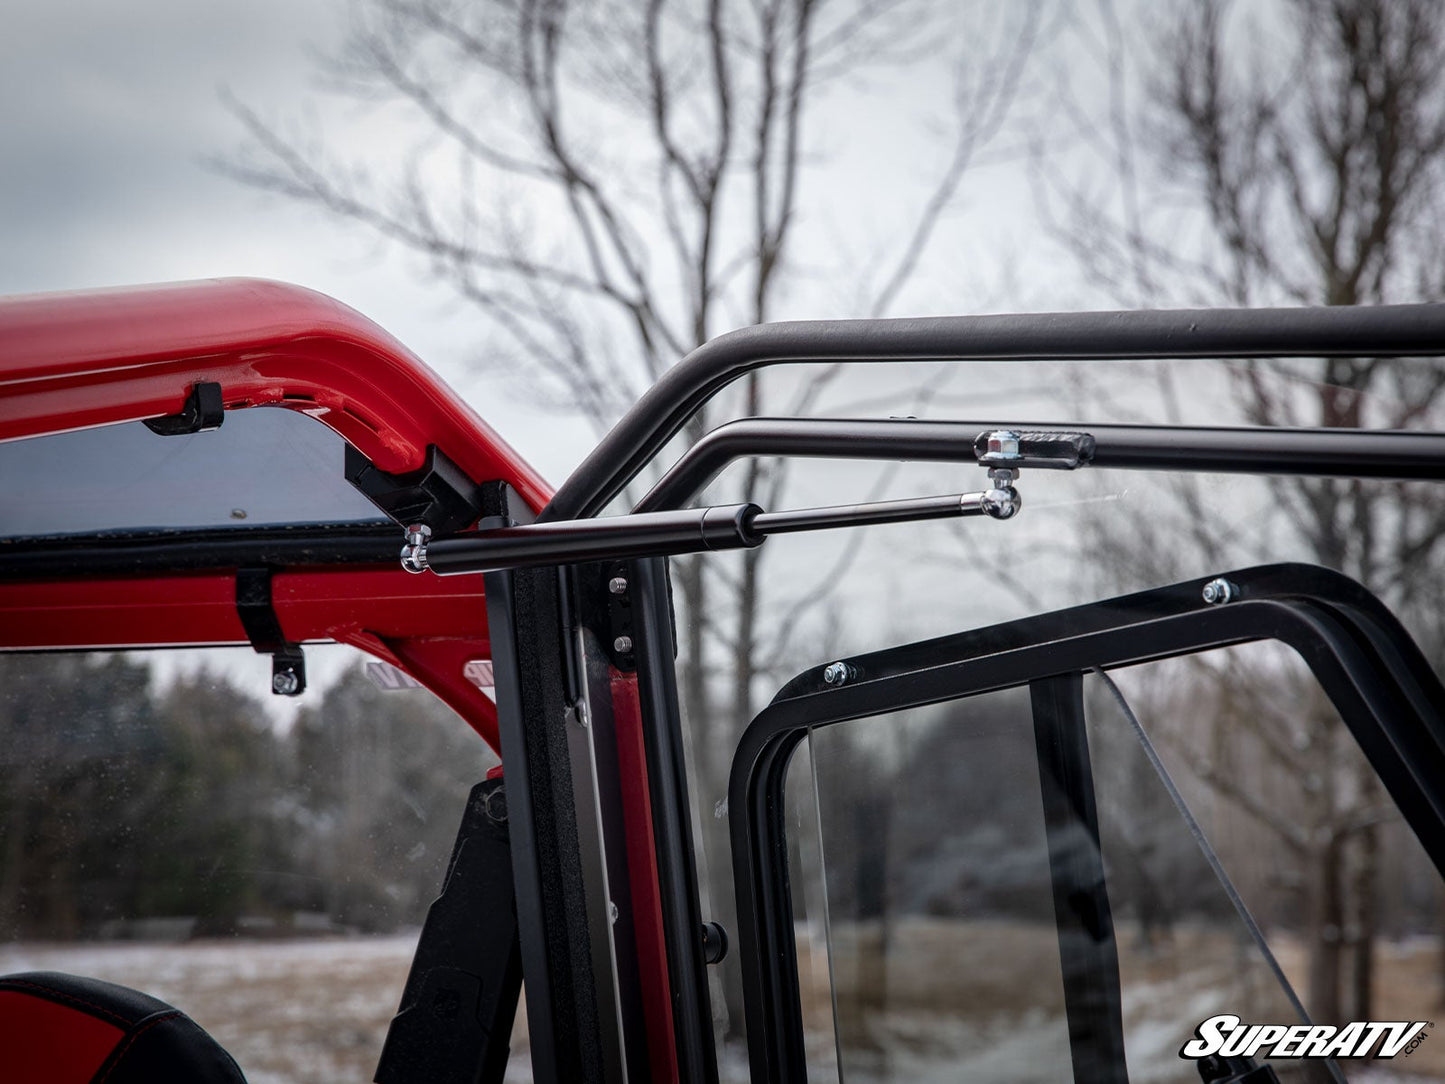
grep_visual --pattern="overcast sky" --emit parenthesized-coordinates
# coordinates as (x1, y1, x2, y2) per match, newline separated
(0, 3, 1311, 711)
(1, 0, 1082, 487)
(1, 0, 612, 482)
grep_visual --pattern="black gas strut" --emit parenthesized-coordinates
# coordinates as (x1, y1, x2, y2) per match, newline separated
(401, 490, 1012, 576)
(398, 428, 1091, 576)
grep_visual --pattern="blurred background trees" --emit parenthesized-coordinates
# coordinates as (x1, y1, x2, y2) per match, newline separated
(0, 653, 490, 941)
(215, 0, 1445, 1037)
(5, 0, 1445, 1060)
(1046, 0, 1445, 1024)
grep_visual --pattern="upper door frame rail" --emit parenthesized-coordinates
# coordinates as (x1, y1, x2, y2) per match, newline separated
(726, 563, 1445, 1083)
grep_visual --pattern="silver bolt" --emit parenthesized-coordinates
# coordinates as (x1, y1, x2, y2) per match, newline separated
(608, 576, 628, 595)
(608, 900, 619, 924)
(823, 661, 854, 686)
(272, 669, 300, 696)
(614, 635, 633, 654)
(1202, 577, 1237, 605)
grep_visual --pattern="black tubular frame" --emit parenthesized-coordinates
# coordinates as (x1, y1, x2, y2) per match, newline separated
(542, 302, 1445, 520)
(635, 418, 1445, 512)
(727, 563, 1445, 1084)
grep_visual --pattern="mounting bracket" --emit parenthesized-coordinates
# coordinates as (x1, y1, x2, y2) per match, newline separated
(235, 567, 306, 696)
(346, 444, 487, 535)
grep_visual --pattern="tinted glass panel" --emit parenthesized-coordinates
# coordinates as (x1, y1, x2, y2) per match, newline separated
(0, 409, 384, 538)
(800, 689, 1074, 1084)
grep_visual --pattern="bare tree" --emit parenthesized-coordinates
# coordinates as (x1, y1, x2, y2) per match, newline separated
(221, 0, 1044, 1041)
(1042, 0, 1445, 1025)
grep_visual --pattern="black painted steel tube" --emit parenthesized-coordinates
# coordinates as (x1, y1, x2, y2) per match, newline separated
(630, 557, 720, 1084)
(543, 302, 1445, 522)
(636, 417, 1445, 512)
(425, 504, 764, 575)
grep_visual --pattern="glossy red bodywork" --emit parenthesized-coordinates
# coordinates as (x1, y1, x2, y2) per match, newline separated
(0, 277, 546, 744)
(0, 278, 675, 1079)
(0, 277, 551, 504)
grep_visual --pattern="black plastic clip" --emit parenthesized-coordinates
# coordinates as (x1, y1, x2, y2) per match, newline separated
(144, 381, 225, 436)
(701, 921, 729, 965)
(236, 568, 306, 696)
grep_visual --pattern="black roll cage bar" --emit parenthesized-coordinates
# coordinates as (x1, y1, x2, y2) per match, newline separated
(543, 302, 1445, 520)
(636, 417, 1445, 512)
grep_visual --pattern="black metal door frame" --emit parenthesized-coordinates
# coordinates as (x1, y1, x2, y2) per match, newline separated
(727, 563, 1445, 1083)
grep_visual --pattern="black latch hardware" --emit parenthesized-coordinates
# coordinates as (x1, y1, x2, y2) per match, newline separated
(701, 921, 729, 965)
(144, 381, 225, 436)
(235, 567, 306, 696)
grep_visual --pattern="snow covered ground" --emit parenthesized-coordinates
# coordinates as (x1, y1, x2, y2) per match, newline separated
(1, 924, 1439, 1082)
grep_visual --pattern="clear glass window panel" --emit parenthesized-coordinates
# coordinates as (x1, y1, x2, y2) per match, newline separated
(0, 410, 385, 539)
(1080, 669, 1330, 1084)
(1099, 647, 1445, 1083)
(0, 645, 522, 1084)
(786, 647, 1443, 1082)
(798, 688, 1074, 1084)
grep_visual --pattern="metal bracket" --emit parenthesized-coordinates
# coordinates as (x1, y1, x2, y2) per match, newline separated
(975, 429, 1096, 470)
(975, 429, 1097, 519)
(235, 567, 306, 696)
(143, 381, 224, 436)
(346, 443, 487, 535)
